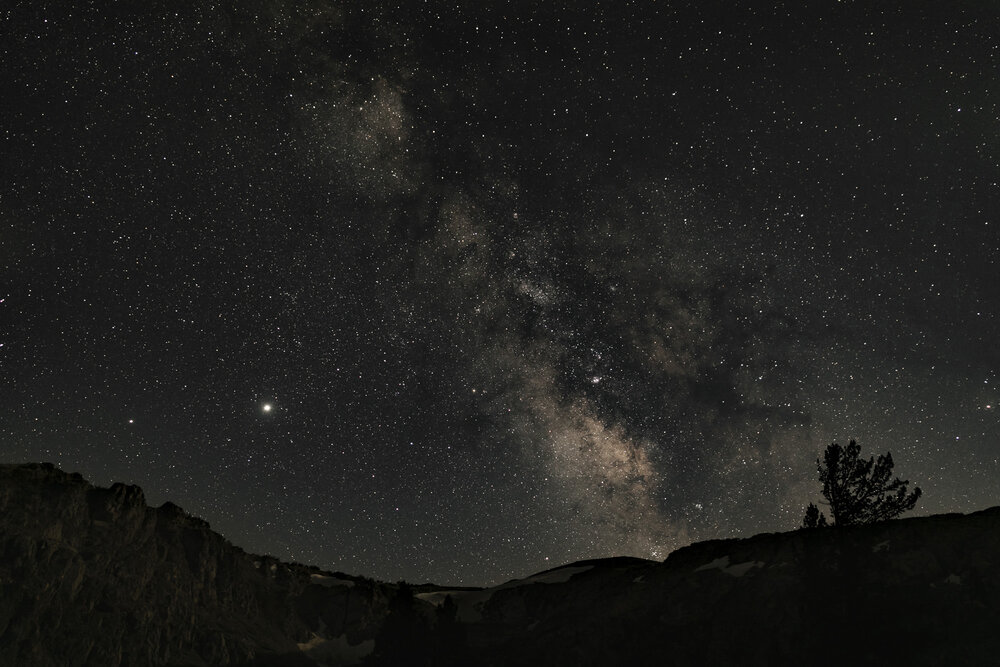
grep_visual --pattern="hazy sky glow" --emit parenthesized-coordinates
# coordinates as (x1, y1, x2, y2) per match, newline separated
(3, 1, 999, 586)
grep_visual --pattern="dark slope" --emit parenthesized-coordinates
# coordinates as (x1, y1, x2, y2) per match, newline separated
(0, 463, 388, 666)
(3, 463, 1000, 666)
(459, 509, 1000, 666)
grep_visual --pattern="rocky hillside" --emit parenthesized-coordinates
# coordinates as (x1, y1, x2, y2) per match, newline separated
(3, 463, 1000, 666)
(0, 463, 392, 666)
(443, 510, 1000, 666)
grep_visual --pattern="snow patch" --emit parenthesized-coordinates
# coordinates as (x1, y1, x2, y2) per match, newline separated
(695, 556, 764, 577)
(695, 556, 730, 573)
(310, 573, 355, 588)
(416, 565, 594, 623)
(725, 560, 764, 577)
(298, 633, 373, 666)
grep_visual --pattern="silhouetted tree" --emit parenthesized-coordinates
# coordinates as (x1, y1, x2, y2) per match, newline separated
(802, 502, 828, 528)
(804, 440, 921, 527)
(367, 582, 431, 666)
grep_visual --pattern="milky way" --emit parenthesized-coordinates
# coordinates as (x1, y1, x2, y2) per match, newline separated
(3, 2, 999, 585)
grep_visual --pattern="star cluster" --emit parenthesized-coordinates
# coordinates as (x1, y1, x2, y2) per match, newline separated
(3, 1, 999, 585)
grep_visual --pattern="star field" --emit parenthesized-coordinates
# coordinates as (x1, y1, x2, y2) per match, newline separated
(3, 1, 999, 586)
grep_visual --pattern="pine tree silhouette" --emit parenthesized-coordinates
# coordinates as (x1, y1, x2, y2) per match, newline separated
(803, 440, 921, 527)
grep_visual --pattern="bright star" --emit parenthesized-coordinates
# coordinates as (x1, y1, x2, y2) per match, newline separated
(262, 403, 272, 413)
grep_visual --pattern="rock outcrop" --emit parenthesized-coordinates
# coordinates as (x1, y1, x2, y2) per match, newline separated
(0, 463, 388, 666)
(4, 462, 1000, 666)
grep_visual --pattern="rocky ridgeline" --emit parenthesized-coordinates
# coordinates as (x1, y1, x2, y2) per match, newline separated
(3, 463, 1000, 666)
(458, 508, 1000, 666)
(0, 463, 390, 666)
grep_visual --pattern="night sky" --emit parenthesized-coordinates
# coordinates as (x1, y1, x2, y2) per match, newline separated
(3, 1, 999, 586)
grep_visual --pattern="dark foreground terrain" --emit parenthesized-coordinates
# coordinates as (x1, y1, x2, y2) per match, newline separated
(2, 462, 999, 666)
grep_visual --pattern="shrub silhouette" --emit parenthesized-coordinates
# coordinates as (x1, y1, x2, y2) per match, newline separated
(802, 502, 828, 528)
